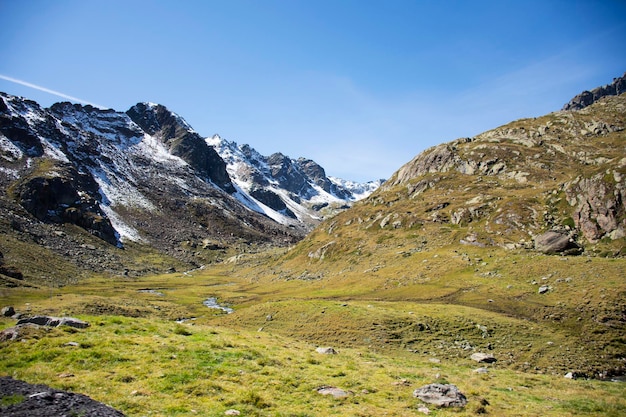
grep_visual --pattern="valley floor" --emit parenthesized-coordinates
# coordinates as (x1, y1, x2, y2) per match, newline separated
(1, 254, 625, 416)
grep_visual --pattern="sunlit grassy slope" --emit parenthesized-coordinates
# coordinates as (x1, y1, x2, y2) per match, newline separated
(1, 265, 625, 417)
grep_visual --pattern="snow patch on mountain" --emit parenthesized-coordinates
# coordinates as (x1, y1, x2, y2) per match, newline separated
(0, 133, 23, 161)
(206, 134, 381, 228)
(100, 204, 143, 242)
(329, 176, 383, 200)
(137, 133, 187, 165)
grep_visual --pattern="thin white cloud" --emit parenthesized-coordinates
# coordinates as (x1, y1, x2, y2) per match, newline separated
(0, 74, 106, 108)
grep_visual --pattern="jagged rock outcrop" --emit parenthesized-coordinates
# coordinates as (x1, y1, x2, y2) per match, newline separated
(249, 188, 296, 218)
(563, 72, 626, 111)
(126, 103, 234, 193)
(565, 173, 626, 242)
(14, 161, 119, 246)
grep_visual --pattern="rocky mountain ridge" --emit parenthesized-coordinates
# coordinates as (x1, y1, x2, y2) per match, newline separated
(265, 76, 626, 284)
(562, 71, 626, 111)
(206, 135, 382, 227)
(0, 93, 378, 281)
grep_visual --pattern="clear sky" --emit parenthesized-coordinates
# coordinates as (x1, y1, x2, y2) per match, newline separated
(1, 0, 625, 182)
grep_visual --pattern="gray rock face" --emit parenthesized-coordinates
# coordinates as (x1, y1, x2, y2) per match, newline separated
(534, 231, 582, 255)
(413, 383, 468, 408)
(563, 72, 626, 111)
(15, 162, 119, 246)
(126, 102, 234, 193)
(565, 174, 626, 243)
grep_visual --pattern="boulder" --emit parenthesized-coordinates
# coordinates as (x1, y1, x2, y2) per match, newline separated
(538, 285, 551, 294)
(1, 306, 15, 317)
(0, 326, 21, 341)
(316, 386, 351, 398)
(534, 231, 582, 255)
(316, 347, 338, 355)
(413, 383, 467, 408)
(0, 324, 43, 342)
(470, 352, 497, 363)
(17, 316, 90, 329)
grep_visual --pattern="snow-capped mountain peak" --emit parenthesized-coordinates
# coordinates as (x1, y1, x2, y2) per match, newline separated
(205, 134, 381, 228)
(0, 91, 381, 276)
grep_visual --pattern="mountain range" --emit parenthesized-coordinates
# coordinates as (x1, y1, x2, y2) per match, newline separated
(0, 95, 380, 280)
(1, 72, 625, 284)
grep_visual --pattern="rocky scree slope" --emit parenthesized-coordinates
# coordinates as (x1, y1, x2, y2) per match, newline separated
(302, 88, 625, 263)
(272, 82, 626, 283)
(0, 94, 375, 282)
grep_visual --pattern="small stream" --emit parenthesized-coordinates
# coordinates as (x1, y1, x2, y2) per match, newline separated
(203, 297, 234, 314)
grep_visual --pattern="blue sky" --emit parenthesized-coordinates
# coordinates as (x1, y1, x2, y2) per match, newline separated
(1, 0, 625, 182)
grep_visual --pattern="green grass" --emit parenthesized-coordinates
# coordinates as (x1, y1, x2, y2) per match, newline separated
(1, 254, 625, 416)
(1, 394, 25, 407)
(2, 312, 625, 416)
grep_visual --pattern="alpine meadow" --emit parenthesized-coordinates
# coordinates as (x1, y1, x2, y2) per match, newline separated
(1, 71, 625, 416)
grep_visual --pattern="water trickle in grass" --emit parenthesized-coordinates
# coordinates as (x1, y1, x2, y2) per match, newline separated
(203, 297, 234, 314)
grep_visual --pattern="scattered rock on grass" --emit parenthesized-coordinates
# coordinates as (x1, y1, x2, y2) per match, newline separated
(224, 410, 241, 416)
(316, 386, 351, 398)
(16, 315, 90, 329)
(417, 405, 431, 414)
(470, 353, 497, 363)
(538, 285, 551, 294)
(413, 383, 468, 408)
(315, 347, 338, 354)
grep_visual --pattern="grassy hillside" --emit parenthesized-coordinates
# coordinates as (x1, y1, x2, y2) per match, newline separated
(1, 269, 625, 416)
(1, 92, 624, 416)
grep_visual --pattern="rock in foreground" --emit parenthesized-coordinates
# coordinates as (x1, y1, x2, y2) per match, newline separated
(0, 376, 125, 417)
(413, 383, 468, 408)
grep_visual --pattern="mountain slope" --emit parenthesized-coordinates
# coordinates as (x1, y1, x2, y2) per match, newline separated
(0, 94, 310, 280)
(227, 84, 625, 377)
